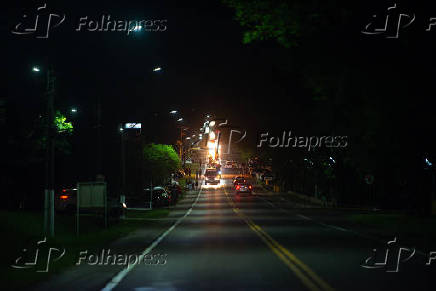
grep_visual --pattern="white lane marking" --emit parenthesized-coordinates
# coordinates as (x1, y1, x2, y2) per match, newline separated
(319, 223, 348, 232)
(297, 214, 312, 221)
(101, 188, 202, 291)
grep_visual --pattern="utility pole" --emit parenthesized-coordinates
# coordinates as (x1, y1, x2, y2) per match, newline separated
(43, 67, 55, 237)
(120, 125, 126, 217)
(179, 127, 183, 158)
(96, 96, 102, 175)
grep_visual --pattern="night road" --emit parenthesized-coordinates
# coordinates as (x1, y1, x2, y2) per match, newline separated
(96, 172, 432, 291)
(5, 1, 436, 290)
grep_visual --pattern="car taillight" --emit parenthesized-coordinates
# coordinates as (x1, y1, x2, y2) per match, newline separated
(249, 185, 252, 189)
(60, 195, 69, 200)
(236, 185, 240, 190)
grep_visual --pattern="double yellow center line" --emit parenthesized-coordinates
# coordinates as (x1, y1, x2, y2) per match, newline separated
(224, 188, 335, 291)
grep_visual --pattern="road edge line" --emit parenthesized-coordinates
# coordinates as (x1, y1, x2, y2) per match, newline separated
(101, 187, 202, 291)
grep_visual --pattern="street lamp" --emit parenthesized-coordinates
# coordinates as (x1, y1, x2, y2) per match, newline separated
(153, 67, 162, 72)
(170, 110, 178, 114)
(177, 118, 183, 122)
(33, 65, 55, 237)
(71, 108, 77, 113)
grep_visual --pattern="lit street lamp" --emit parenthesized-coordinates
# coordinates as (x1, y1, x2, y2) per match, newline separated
(170, 110, 178, 114)
(153, 67, 162, 72)
(32, 65, 55, 237)
(177, 118, 183, 122)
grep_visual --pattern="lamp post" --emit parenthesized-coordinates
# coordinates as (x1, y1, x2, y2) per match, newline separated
(33, 65, 55, 237)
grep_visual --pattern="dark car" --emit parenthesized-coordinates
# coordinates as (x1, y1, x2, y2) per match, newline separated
(235, 183, 253, 194)
(125, 186, 171, 209)
(55, 188, 77, 212)
(166, 184, 182, 204)
(55, 188, 123, 216)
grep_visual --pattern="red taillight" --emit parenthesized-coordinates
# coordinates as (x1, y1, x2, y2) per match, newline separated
(60, 195, 69, 200)
(236, 185, 240, 190)
(62, 189, 67, 192)
(249, 185, 252, 189)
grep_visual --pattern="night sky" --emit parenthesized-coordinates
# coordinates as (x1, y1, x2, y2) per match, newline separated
(5, 0, 286, 188)
(4, 0, 436, 193)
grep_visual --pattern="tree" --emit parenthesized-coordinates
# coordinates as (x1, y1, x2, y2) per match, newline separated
(224, 0, 435, 208)
(143, 144, 181, 185)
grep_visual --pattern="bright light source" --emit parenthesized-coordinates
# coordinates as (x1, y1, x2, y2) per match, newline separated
(206, 114, 211, 118)
(205, 127, 210, 134)
(177, 118, 183, 122)
(209, 131, 216, 140)
(186, 137, 191, 140)
(71, 108, 77, 113)
(119, 127, 124, 132)
(192, 135, 196, 137)
(330, 156, 336, 164)
(425, 158, 433, 167)
(32, 66, 40, 72)
(170, 110, 177, 114)
(153, 67, 162, 72)
(209, 121, 216, 127)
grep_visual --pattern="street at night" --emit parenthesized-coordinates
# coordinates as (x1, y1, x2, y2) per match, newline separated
(3, 1, 436, 290)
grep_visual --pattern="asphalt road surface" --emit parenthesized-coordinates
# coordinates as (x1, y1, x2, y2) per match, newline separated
(103, 173, 434, 291)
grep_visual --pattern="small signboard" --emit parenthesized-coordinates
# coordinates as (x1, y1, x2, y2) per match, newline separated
(124, 123, 141, 129)
(76, 182, 107, 235)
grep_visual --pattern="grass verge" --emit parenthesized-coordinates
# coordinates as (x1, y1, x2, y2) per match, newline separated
(0, 209, 168, 290)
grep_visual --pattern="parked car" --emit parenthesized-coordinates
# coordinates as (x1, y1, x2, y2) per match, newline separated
(55, 188, 123, 216)
(55, 188, 77, 213)
(166, 184, 182, 205)
(125, 186, 171, 209)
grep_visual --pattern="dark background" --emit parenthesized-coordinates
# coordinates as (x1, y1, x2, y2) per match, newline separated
(3, 0, 436, 209)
